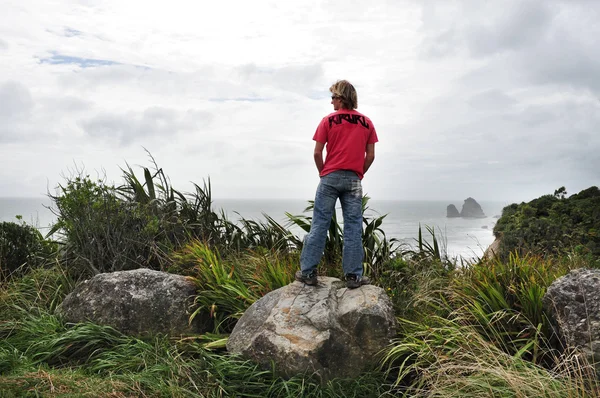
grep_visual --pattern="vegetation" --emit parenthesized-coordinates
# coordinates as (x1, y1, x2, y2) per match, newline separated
(1, 160, 600, 397)
(0, 219, 57, 281)
(494, 186, 600, 262)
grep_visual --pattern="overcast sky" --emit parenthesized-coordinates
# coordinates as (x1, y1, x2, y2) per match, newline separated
(1, 0, 598, 202)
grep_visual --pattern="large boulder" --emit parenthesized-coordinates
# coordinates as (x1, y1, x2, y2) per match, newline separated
(543, 268, 600, 375)
(460, 197, 486, 218)
(227, 277, 396, 380)
(447, 204, 460, 218)
(57, 269, 206, 337)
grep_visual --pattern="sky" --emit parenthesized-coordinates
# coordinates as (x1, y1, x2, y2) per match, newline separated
(1, 0, 599, 203)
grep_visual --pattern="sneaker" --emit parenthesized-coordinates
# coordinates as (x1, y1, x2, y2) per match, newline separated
(295, 270, 318, 286)
(345, 274, 371, 289)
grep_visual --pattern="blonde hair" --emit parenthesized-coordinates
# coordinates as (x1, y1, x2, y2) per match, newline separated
(329, 80, 358, 110)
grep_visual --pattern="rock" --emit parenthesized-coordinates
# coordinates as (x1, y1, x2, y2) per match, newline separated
(56, 269, 206, 337)
(484, 237, 501, 260)
(543, 268, 600, 376)
(227, 277, 396, 380)
(460, 197, 486, 218)
(447, 204, 460, 218)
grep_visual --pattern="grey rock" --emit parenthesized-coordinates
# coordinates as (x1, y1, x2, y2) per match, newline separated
(227, 277, 396, 380)
(484, 237, 501, 260)
(447, 204, 460, 218)
(543, 268, 600, 375)
(460, 197, 486, 218)
(56, 269, 206, 337)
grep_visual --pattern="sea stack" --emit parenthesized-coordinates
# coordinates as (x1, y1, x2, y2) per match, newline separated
(447, 204, 460, 218)
(460, 197, 486, 218)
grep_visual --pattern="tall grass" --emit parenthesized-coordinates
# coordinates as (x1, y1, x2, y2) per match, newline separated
(3, 239, 600, 396)
(172, 241, 296, 333)
(382, 315, 599, 397)
(451, 252, 574, 366)
(0, 263, 388, 397)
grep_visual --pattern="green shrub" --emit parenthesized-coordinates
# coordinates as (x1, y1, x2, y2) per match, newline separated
(0, 221, 56, 281)
(494, 186, 600, 261)
(48, 175, 169, 276)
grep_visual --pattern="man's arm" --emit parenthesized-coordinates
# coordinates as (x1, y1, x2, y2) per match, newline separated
(313, 141, 325, 173)
(363, 143, 375, 174)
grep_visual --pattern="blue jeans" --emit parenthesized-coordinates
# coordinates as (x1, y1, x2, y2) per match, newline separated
(300, 170, 364, 277)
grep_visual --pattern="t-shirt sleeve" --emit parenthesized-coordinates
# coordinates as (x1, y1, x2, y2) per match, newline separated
(368, 122, 379, 144)
(312, 117, 329, 143)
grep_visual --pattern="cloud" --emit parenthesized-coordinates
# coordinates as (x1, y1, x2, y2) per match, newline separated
(0, 81, 33, 119)
(467, 90, 517, 111)
(0, 81, 34, 142)
(1, 0, 599, 202)
(236, 63, 325, 97)
(418, 1, 600, 96)
(464, 2, 554, 57)
(418, 2, 554, 58)
(79, 107, 214, 146)
(40, 96, 93, 113)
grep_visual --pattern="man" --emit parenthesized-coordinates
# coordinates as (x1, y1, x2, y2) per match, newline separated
(295, 80, 378, 289)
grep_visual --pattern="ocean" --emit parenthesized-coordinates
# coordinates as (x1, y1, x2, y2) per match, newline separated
(0, 197, 511, 259)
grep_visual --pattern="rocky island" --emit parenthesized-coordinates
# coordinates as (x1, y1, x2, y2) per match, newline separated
(447, 197, 486, 218)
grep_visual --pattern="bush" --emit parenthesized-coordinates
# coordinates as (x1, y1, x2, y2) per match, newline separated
(494, 186, 600, 261)
(48, 175, 170, 276)
(0, 221, 56, 281)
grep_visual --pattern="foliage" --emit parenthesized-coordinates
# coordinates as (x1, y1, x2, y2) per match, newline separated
(0, 264, 74, 323)
(48, 155, 311, 279)
(48, 174, 163, 276)
(3, 201, 600, 396)
(0, 220, 56, 281)
(378, 256, 452, 322)
(451, 253, 575, 367)
(494, 186, 600, 261)
(381, 316, 599, 398)
(172, 241, 296, 333)
(8, 158, 600, 396)
(0, 265, 388, 397)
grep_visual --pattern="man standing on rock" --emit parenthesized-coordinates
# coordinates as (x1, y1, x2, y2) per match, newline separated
(295, 80, 378, 289)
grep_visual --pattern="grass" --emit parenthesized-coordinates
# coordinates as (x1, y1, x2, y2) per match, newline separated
(2, 250, 600, 397)
(382, 315, 599, 398)
(171, 241, 297, 334)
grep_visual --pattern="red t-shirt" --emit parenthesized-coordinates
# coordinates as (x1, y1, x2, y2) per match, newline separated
(313, 109, 378, 180)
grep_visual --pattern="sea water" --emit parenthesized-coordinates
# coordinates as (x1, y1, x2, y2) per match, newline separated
(213, 198, 509, 259)
(0, 197, 511, 259)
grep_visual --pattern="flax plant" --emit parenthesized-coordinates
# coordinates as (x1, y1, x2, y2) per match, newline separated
(174, 241, 297, 334)
(451, 252, 573, 366)
(381, 315, 599, 398)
